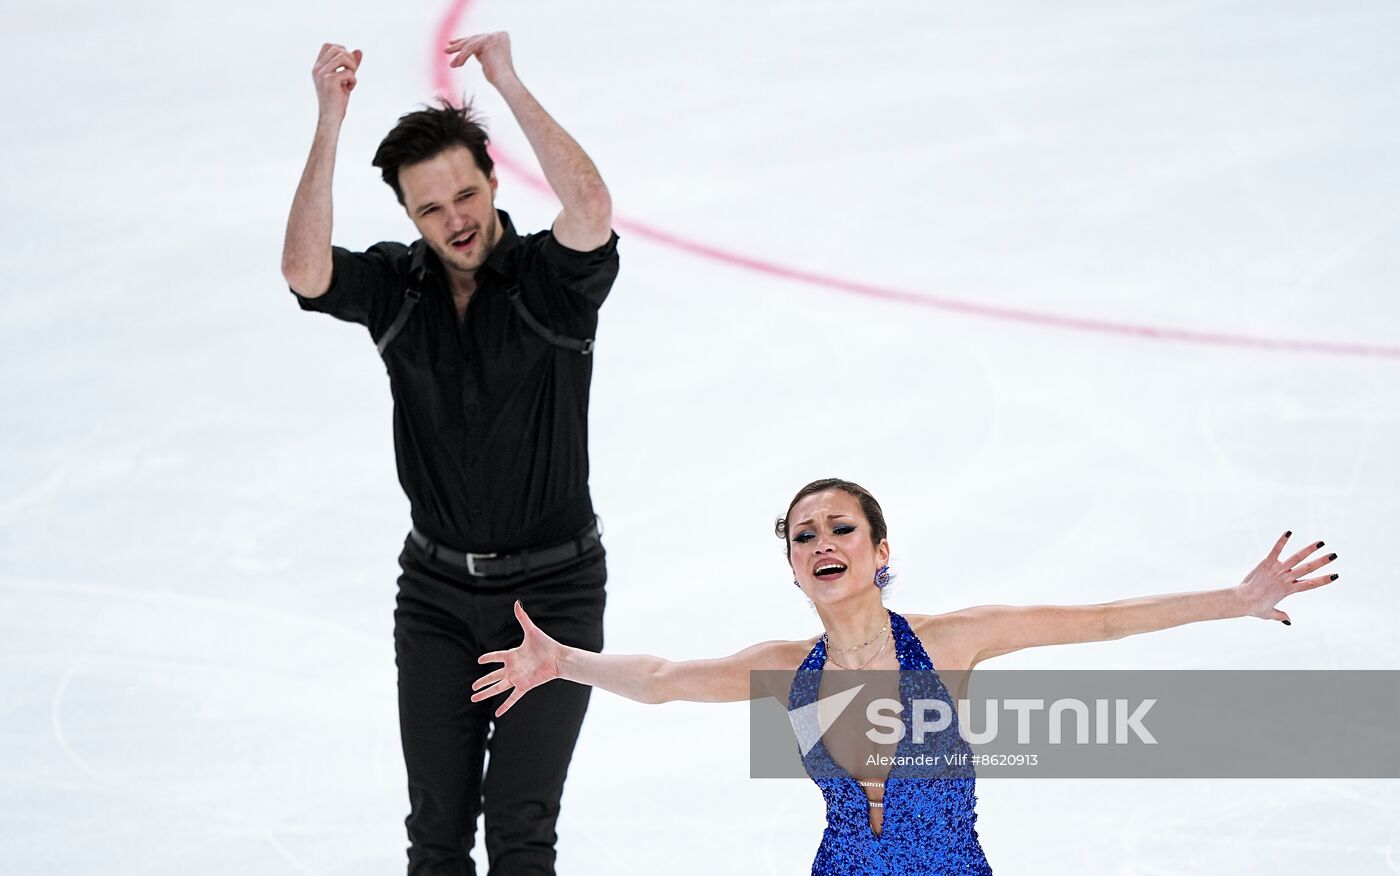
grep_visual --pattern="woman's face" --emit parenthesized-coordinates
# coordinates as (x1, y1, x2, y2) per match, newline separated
(786, 489, 890, 602)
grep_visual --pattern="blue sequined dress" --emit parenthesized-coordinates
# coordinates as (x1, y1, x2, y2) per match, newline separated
(787, 610, 993, 875)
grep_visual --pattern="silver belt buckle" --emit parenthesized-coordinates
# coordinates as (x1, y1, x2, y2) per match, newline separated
(465, 551, 498, 577)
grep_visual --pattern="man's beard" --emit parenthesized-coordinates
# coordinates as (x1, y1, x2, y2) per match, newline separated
(437, 211, 499, 275)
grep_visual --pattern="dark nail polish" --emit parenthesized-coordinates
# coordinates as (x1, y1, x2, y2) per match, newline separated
(1284, 530, 1292, 537)
(1330, 574, 1339, 581)
(1328, 553, 1337, 561)
(1282, 620, 1292, 626)
(1317, 541, 1325, 548)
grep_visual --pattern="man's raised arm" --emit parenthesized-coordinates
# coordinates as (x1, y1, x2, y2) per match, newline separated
(281, 43, 363, 299)
(446, 33, 613, 252)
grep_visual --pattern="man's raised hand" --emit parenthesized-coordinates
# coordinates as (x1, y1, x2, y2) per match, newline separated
(444, 32, 517, 87)
(313, 43, 363, 122)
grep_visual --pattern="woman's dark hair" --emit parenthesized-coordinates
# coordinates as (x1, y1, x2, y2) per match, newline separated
(372, 99, 494, 205)
(774, 478, 888, 557)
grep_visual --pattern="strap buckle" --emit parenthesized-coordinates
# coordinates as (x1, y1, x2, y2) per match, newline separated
(465, 551, 499, 577)
(579, 338, 595, 355)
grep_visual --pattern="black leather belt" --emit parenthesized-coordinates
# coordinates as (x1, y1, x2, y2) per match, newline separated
(409, 519, 602, 577)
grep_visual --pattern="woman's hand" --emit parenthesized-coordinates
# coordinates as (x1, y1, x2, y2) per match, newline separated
(472, 600, 564, 716)
(1236, 531, 1339, 624)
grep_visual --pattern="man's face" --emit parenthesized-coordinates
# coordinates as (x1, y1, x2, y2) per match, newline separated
(398, 145, 501, 279)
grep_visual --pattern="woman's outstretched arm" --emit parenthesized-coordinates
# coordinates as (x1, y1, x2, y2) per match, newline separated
(940, 531, 1339, 666)
(471, 601, 799, 716)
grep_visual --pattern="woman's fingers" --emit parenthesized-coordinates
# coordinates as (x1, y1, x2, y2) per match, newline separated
(472, 668, 504, 691)
(1282, 539, 1325, 570)
(1293, 572, 1340, 593)
(1289, 552, 1337, 580)
(496, 688, 526, 718)
(471, 678, 512, 703)
(469, 603, 546, 709)
(513, 599, 538, 632)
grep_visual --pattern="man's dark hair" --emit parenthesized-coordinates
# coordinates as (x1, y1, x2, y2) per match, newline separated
(372, 99, 494, 206)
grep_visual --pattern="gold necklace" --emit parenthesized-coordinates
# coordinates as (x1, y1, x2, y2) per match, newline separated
(825, 624, 891, 670)
(824, 621, 888, 654)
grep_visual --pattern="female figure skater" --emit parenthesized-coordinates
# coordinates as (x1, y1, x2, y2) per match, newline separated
(471, 478, 1339, 874)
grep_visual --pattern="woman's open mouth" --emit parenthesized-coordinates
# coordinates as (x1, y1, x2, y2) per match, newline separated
(813, 563, 848, 580)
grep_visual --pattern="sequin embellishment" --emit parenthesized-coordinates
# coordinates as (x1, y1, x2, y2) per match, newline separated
(787, 611, 994, 875)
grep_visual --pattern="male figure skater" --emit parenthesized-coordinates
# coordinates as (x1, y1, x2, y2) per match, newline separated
(281, 32, 618, 875)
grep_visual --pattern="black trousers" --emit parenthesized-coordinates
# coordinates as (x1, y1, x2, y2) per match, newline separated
(393, 533, 606, 875)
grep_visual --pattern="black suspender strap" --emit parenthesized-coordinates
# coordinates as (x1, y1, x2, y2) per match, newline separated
(376, 285, 421, 356)
(376, 279, 595, 357)
(506, 286, 595, 355)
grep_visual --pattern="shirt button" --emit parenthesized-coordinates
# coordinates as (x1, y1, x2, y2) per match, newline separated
(471, 505, 483, 515)
(466, 403, 478, 415)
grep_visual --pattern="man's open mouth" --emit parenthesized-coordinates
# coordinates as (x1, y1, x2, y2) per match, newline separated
(451, 231, 477, 251)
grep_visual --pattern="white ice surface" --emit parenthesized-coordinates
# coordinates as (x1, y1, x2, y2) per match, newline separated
(2, 0, 1398, 873)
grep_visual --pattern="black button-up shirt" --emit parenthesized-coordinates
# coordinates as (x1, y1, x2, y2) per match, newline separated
(294, 210, 620, 553)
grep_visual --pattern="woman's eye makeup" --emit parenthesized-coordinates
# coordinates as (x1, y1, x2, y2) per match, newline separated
(793, 524, 856, 544)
